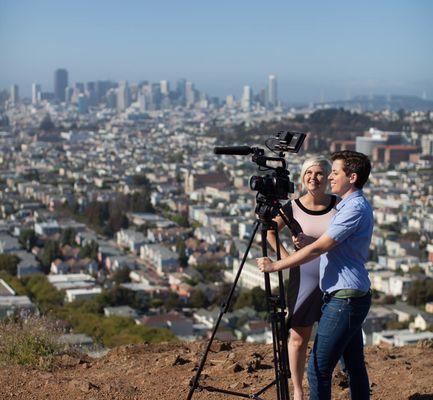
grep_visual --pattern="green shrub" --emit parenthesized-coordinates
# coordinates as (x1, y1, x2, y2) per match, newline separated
(0, 316, 63, 369)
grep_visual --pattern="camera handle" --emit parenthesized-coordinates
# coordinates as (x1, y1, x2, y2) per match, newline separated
(187, 214, 291, 400)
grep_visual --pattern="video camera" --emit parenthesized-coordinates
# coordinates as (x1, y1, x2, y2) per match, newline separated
(214, 131, 306, 201)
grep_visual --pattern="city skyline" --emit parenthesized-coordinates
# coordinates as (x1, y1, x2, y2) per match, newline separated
(1, 0, 433, 102)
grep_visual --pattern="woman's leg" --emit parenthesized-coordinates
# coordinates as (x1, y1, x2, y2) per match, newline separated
(289, 325, 313, 400)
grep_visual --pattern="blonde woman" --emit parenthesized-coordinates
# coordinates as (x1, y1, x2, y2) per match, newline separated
(267, 156, 337, 400)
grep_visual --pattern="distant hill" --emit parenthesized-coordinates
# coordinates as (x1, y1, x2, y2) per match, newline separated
(318, 95, 433, 112)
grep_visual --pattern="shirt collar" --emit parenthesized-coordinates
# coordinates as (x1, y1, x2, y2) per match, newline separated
(336, 190, 363, 211)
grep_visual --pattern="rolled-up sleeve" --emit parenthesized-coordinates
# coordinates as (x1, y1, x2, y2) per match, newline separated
(326, 205, 362, 243)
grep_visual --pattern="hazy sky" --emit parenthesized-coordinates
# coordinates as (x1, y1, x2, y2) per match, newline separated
(1, 0, 432, 102)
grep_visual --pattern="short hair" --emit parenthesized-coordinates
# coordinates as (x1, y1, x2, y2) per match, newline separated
(300, 156, 331, 190)
(331, 150, 371, 189)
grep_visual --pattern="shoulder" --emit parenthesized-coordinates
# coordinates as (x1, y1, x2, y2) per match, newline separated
(342, 195, 373, 220)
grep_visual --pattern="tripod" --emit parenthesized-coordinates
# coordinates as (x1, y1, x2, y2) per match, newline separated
(187, 195, 298, 400)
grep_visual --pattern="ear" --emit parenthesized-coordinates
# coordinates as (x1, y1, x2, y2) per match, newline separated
(349, 173, 358, 185)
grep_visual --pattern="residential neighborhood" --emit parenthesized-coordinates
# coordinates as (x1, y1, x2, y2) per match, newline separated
(1, 76, 433, 350)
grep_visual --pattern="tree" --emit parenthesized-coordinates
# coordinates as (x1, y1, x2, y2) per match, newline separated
(0, 254, 20, 275)
(170, 213, 189, 227)
(129, 190, 154, 213)
(22, 274, 64, 312)
(110, 267, 131, 285)
(39, 113, 55, 131)
(18, 229, 37, 250)
(250, 286, 267, 312)
(407, 280, 433, 306)
(131, 174, 151, 187)
(39, 240, 60, 273)
(194, 264, 223, 283)
(176, 237, 188, 268)
(189, 289, 208, 309)
(61, 228, 76, 246)
(79, 241, 99, 260)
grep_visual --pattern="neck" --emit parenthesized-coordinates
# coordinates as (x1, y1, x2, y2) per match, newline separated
(304, 190, 329, 204)
(340, 187, 359, 199)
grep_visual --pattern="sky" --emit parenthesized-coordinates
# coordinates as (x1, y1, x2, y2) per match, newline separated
(1, 0, 432, 102)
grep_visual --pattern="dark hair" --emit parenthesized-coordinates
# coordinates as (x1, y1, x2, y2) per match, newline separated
(331, 150, 371, 189)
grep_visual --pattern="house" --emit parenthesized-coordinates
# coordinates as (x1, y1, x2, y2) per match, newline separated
(235, 320, 270, 343)
(105, 255, 137, 273)
(34, 220, 60, 236)
(137, 311, 194, 340)
(140, 243, 178, 275)
(15, 250, 41, 278)
(65, 287, 102, 303)
(413, 312, 433, 331)
(0, 234, 20, 253)
(230, 259, 286, 291)
(120, 282, 169, 299)
(75, 231, 98, 247)
(370, 270, 394, 293)
(0, 279, 36, 320)
(116, 229, 146, 254)
(362, 306, 397, 345)
(388, 275, 415, 299)
(372, 329, 433, 347)
(104, 305, 138, 319)
(388, 302, 420, 322)
(58, 333, 94, 350)
(48, 273, 96, 291)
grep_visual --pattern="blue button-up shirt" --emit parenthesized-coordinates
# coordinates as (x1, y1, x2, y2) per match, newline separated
(319, 190, 373, 293)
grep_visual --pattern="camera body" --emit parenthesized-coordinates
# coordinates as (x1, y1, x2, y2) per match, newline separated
(250, 169, 294, 201)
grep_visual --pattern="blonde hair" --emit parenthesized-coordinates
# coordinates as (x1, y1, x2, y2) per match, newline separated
(300, 156, 331, 190)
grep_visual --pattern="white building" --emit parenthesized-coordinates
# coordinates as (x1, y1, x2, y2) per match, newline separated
(65, 288, 102, 303)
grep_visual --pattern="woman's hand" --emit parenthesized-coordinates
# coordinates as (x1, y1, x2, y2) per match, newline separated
(292, 233, 315, 249)
(256, 257, 275, 273)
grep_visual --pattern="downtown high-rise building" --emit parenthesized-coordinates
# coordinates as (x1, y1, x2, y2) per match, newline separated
(117, 81, 131, 111)
(185, 81, 195, 107)
(267, 74, 278, 108)
(241, 85, 252, 111)
(160, 80, 169, 96)
(31, 83, 41, 104)
(10, 84, 19, 105)
(54, 68, 68, 102)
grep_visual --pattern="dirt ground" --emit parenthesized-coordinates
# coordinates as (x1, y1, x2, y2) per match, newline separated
(0, 341, 432, 400)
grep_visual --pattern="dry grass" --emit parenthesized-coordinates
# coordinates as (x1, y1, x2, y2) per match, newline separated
(0, 315, 66, 370)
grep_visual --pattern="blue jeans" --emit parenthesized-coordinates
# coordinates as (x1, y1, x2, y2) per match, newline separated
(307, 293, 371, 400)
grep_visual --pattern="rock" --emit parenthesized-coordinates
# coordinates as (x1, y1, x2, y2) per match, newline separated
(417, 339, 433, 349)
(59, 355, 81, 368)
(334, 371, 349, 389)
(173, 355, 191, 366)
(229, 363, 244, 373)
(209, 341, 232, 352)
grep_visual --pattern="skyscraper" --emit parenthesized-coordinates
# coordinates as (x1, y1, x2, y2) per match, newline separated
(185, 81, 195, 107)
(160, 80, 170, 96)
(31, 83, 41, 105)
(117, 81, 131, 112)
(267, 74, 278, 108)
(241, 85, 252, 111)
(54, 68, 68, 102)
(10, 84, 19, 105)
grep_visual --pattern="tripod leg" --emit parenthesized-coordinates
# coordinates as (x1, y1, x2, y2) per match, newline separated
(186, 220, 260, 400)
(274, 227, 291, 393)
(260, 222, 290, 400)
